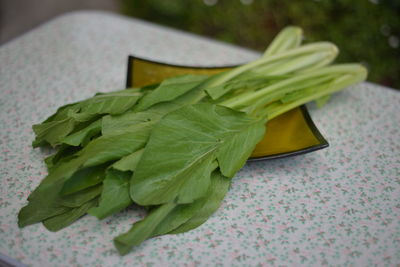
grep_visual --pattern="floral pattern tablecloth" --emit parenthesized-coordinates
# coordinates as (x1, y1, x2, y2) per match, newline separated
(0, 11, 399, 267)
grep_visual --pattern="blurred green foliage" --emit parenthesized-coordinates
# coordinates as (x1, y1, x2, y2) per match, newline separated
(120, 0, 400, 89)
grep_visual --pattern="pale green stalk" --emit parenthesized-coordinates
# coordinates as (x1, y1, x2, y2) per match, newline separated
(262, 65, 367, 119)
(263, 26, 303, 56)
(204, 42, 338, 92)
(236, 73, 339, 115)
(221, 64, 362, 109)
(253, 50, 337, 76)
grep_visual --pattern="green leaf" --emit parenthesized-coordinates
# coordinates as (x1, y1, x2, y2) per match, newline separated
(51, 119, 153, 173)
(101, 83, 208, 137)
(130, 103, 265, 206)
(149, 169, 228, 237)
(62, 119, 102, 146)
(112, 171, 229, 255)
(150, 200, 206, 237)
(21, 117, 154, 227)
(33, 116, 103, 148)
(88, 170, 132, 220)
(60, 165, 107, 195)
(19, 154, 105, 227)
(44, 145, 81, 171)
(134, 74, 208, 111)
(18, 168, 103, 226)
(113, 200, 205, 255)
(169, 170, 230, 234)
(32, 117, 77, 147)
(43, 197, 99, 232)
(101, 110, 161, 136)
(78, 89, 142, 115)
(40, 103, 80, 124)
(114, 202, 177, 255)
(112, 149, 144, 172)
(59, 185, 103, 208)
(18, 179, 71, 227)
(32, 89, 143, 147)
(81, 122, 153, 168)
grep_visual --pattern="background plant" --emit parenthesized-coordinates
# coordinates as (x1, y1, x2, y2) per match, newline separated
(120, 0, 400, 89)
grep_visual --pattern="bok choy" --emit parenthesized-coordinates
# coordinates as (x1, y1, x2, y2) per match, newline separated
(18, 26, 367, 255)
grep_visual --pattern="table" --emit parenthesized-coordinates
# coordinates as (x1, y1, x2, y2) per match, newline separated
(0, 11, 399, 267)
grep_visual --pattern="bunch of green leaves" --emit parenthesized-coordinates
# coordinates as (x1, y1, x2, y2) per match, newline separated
(18, 27, 367, 255)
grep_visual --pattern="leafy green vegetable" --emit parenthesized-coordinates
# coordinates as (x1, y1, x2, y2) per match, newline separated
(169, 170, 230, 234)
(114, 202, 177, 255)
(130, 103, 265, 206)
(44, 144, 80, 171)
(114, 170, 230, 254)
(112, 149, 144, 172)
(134, 74, 209, 111)
(18, 26, 368, 256)
(32, 117, 78, 147)
(32, 89, 143, 147)
(61, 165, 107, 195)
(43, 197, 99, 232)
(62, 119, 102, 147)
(88, 170, 132, 220)
(19, 169, 78, 227)
(59, 185, 102, 208)
(77, 89, 142, 115)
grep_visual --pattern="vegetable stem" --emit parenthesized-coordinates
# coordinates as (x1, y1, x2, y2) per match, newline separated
(263, 26, 303, 56)
(267, 65, 367, 119)
(204, 42, 339, 94)
(221, 64, 364, 112)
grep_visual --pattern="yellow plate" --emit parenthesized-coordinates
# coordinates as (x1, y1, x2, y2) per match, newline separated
(126, 56, 328, 161)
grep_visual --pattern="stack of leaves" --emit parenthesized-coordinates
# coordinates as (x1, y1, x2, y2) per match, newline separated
(18, 27, 367, 255)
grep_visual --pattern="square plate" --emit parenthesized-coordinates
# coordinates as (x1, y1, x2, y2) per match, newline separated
(126, 56, 328, 161)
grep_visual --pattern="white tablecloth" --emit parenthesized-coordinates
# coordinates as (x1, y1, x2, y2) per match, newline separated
(0, 11, 399, 267)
